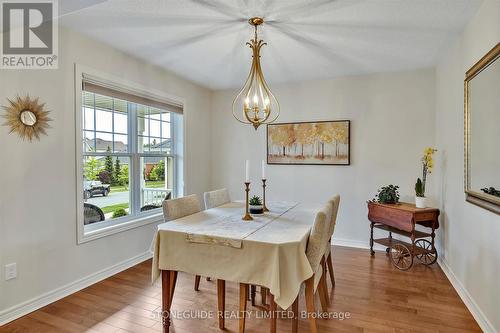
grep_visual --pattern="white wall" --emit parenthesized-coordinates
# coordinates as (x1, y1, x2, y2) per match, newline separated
(0, 27, 212, 316)
(435, 0, 500, 331)
(211, 69, 436, 247)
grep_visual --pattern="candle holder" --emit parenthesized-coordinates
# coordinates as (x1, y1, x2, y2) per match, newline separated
(243, 182, 253, 221)
(262, 179, 269, 212)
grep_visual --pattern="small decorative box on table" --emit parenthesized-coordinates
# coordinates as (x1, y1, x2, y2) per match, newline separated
(367, 202, 440, 271)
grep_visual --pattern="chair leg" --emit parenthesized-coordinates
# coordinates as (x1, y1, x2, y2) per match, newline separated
(217, 279, 225, 330)
(305, 276, 318, 333)
(194, 275, 201, 291)
(327, 252, 335, 287)
(161, 270, 172, 333)
(269, 294, 277, 333)
(169, 271, 178, 305)
(239, 284, 248, 333)
(261, 286, 268, 306)
(318, 258, 329, 311)
(251, 285, 256, 306)
(291, 296, 298, 333)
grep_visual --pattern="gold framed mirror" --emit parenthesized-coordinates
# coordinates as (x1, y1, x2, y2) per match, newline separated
(464, 42, 500, 214)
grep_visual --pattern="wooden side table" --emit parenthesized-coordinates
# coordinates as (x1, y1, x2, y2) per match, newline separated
(367, 202, 440, 270)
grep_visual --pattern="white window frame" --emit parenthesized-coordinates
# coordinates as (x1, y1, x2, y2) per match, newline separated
(75, 64, 186, 244)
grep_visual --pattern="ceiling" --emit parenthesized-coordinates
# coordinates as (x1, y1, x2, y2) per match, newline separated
(60, 0, 482, 90)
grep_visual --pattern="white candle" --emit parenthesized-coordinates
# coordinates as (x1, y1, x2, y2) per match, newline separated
(245, 160, 250, 183)
(262, 160, 266, 179)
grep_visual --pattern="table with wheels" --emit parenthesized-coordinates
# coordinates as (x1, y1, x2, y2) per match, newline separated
(367, 202, 440, 271)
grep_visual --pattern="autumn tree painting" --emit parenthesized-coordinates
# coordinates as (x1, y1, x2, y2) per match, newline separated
(267, 121, 350, 165)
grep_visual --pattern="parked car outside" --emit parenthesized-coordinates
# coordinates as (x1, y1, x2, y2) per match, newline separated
(84, 181, 111, 199)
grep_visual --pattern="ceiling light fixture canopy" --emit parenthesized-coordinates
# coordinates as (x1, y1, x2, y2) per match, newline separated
(232, 17, 280, 130)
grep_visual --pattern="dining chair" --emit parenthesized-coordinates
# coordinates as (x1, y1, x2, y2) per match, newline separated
(324, 195, 341, 293)
(83, 203, 105, 225)
(162, 194, 228, 329)
(238, 203, 332, 333)
(203, 188, 230, 209)
(162, 194, 209, 291)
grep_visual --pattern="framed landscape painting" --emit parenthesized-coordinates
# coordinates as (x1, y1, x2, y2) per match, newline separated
(267, 120, 350, 165)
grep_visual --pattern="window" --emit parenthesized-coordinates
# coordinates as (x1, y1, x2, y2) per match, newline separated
(77, 71, 183, 241)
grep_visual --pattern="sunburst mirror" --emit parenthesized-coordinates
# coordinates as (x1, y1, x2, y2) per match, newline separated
(2, 95, 52, 141)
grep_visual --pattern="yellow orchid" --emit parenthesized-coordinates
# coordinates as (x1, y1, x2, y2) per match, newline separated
(416, 147, 437, 197)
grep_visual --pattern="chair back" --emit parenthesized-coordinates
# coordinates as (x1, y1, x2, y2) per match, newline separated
(84, 203, 105, 225)
(204, 188, 230, 209)
(162, 194, 201, 221)
(306, 203, 333, 272)
(327, 195, 341, 237)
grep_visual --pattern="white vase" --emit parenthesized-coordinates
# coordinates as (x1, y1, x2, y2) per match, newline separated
(415, 196, 427, 208)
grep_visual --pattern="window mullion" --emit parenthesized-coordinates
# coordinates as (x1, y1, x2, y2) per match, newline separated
(128, 103, 141, 215)
(171, 115, 176, 198)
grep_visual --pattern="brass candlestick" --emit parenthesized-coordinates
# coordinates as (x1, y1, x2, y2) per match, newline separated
(262, 179, 269, 212)
(243, 182, 253, 221)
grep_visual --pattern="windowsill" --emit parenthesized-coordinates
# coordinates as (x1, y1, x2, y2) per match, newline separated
(78, 210, 164, 244)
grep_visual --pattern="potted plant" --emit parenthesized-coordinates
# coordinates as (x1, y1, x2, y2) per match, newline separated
(249, 195, 264, 214)
(414, 147, 437, 208)
(372, 185, 400, 204)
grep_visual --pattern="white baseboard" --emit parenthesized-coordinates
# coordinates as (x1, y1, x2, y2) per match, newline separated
(438, 258, 496, 333)
(0, 251, 152, 326)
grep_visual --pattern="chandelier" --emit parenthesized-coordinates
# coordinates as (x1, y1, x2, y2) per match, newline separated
(232, 17, 280, 130)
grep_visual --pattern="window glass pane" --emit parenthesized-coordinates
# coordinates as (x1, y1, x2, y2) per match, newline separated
(137, 105, 148, 118)
(83, 107, 94, 131)
(162, 113, 171, 122)
(138, 135, 149, 153)
(140, 156, 173, 210)
(95, 109, 113, 132)
(161, 121, 171, 139)
(114, 99, 128, 114)
(149, 138, 161, 153)
(83, 91, 94, 109)
(150, 120, 161, 137)
(161, 139, 171, 154)
(94, 94, 113, 112)
(113, 134, 128, 153)
(137, 116, 148, 137)
(83, 130, 95, 153)
(93, 132, 113, 153)
(114, 111, 128, 134)
(83, 156, 130, 223)
(150, 108, 162, 121)
(136, 107, 171, 155)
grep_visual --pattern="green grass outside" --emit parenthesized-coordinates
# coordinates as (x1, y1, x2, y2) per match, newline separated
(110, 185, 128, 192)
(101, 203, 129, 214)
(110, 181, 165, 193)
(145, 180, 166, 188)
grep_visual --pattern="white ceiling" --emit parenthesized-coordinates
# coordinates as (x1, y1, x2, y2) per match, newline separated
(60, 0, 482, 90)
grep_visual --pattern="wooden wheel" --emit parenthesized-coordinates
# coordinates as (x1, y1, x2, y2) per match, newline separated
(415, 239, 438, 265)
(390, 243, 413, 270)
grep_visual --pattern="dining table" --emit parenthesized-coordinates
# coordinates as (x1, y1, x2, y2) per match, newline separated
(151, 200, 321, 333)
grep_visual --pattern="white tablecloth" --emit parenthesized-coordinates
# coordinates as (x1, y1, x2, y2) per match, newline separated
(152, 201, 320, 309)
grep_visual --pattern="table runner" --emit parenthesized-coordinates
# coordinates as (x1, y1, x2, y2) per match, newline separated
(185, 201, 297, 248)
(152, 201, 320, 309)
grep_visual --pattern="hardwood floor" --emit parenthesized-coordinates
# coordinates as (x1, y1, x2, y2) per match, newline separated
(0, 246, 481, 333)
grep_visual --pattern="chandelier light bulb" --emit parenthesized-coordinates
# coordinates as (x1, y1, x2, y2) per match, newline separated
(232, 17, 280, 130)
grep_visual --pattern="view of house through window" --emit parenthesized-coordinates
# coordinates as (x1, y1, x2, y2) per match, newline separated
(82, 90, 176, 227)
